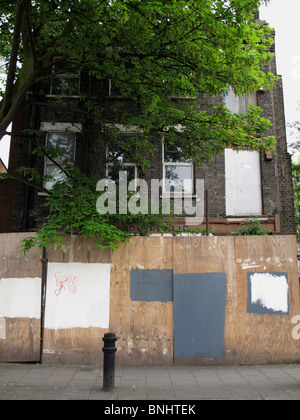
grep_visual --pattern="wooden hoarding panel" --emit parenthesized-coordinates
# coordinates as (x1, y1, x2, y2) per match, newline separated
(173, 236, 238, 365)
(0, 233, 42, 362)
(110, 237, 174, 365)
(43, 235, 111, 364)
(234, 235, 300, 364)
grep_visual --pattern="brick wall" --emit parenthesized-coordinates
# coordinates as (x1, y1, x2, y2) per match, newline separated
(257, 31, 296, 234)
(0, 108, 24, 233)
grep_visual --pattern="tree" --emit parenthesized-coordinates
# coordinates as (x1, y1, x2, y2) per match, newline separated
(0, 0, 278, 250)
(1, 1, 275, 150)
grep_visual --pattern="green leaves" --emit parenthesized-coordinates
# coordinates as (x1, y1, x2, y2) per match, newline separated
(1, 1, 277, 154)
(235, 216, 270, 236)
(21, 163, 171, 252)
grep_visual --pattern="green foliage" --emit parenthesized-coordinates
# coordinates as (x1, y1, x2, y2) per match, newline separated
(1, 0, 277, 158)
(21, 164, 172, 252)
(183, 225, 215, 236)
(235, 216, 270, 236)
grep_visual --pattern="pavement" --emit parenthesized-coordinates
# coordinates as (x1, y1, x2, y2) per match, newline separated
(0, 363, 299, 401)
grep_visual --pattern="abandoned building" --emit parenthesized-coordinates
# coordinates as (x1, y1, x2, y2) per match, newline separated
(0, 10, 299, 367)
(0, 16, 296, 237)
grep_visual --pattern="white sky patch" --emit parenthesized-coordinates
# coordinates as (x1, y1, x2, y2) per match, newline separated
(260, 1, 300, 159)
(250, 272, 289, 313)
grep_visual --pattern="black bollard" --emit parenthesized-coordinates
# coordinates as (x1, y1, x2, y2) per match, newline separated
(102, 332, 117, 391)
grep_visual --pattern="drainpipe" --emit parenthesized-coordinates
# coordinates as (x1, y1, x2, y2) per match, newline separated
(84, 74, 92, 175)
(21, 86, 37, 231)
(40, 245, 48, 363)
(206, 189, 209, 236)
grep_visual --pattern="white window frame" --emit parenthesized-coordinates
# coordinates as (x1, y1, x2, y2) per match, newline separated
(106, 161, 138, 188)
(39, 123, 81, 194)
(105, 125, 139, 189)
(48, 59, 80, 97)
(162, 138, 194, 196)
(108, 79, 123, 97)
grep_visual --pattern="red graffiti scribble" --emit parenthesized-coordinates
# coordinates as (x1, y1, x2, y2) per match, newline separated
(54, 272, 79, 296)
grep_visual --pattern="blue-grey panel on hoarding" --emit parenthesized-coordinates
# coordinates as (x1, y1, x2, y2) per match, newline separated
(130, 269, 173, 302)
(174, 273, 227, 360)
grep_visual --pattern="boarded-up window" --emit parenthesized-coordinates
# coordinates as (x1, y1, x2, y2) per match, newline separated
(224, 87, 257, 114)
(225, 149, 262, 216)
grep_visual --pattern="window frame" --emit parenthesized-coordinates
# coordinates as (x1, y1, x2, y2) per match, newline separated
(105, 128, 139, 189)
(39, 123, 81, 194)
(162, 137, 194, 196)
(224, 87, 257, 115)
(108, 79, 124, 97)
(44, 131, 76, 190)
(106, 161, 138, 188)
(48, 59, 81, 98)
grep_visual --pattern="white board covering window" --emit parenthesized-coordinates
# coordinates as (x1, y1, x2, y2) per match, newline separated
(224, 87, 257, 115)
(225, 149, 262, 216)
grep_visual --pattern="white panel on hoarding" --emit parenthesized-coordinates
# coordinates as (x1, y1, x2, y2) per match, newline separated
(44, 263, 111, 330)
(0, 277, 41, 318)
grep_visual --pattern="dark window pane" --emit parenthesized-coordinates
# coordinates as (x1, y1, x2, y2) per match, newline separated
(108, 164, 136, 184)
(50, 77, 80, 96)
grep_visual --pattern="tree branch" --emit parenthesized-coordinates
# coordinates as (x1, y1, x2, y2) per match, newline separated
(0, 172, 50, 194)
(2, 0, 24, 116)
(0, 69, 36, 141)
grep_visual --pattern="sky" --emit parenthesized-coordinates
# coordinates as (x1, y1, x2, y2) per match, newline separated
(0, 1, 299, 167)
(260, 0, 300, 154)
